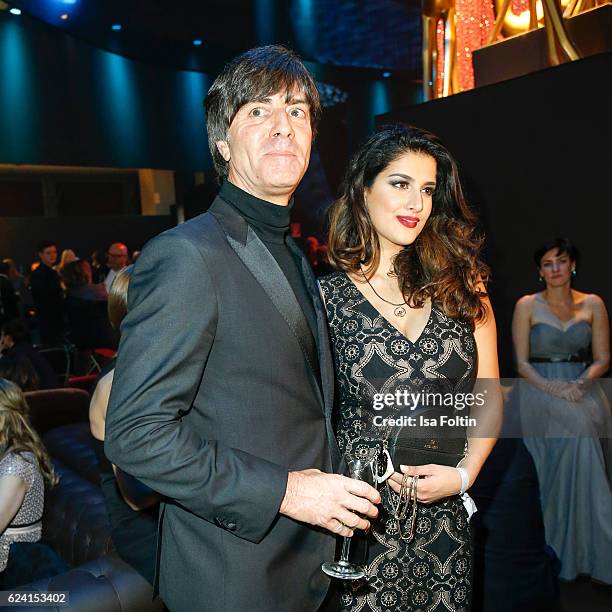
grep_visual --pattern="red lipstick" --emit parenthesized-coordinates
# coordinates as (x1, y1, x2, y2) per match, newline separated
(397, 216, 419, 229)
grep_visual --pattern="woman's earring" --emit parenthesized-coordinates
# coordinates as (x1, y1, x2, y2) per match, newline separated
(572, 268, 576, 277)
(538, 275, 543, 283)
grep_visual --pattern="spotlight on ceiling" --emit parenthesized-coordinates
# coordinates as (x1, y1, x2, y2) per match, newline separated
(193, 39, 203, 46)
(60, 13, 69, 20)
(382, 71, 392, 78)
(111, 24, 122, 31)
(60, 0, 78, 4)
(9, 7, 22, 15)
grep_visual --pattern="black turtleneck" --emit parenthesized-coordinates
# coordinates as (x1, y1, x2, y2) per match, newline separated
(218, 180, 319, 350)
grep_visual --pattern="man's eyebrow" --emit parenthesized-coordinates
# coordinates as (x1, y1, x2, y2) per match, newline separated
(285, 95, 309, 105)
(244, 94, 310, 107)
(248, 96, 273, 104)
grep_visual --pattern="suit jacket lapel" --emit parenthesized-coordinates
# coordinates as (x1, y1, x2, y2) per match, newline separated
(210, 198, 321, 402)
(287, 238, 341, 470)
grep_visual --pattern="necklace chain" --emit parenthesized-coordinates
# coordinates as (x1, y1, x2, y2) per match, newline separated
(359, 265, 406, 307)
(359, 265, 407, 317)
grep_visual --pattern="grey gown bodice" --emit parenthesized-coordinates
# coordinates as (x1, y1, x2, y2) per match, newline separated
(529, 321, 591, 362)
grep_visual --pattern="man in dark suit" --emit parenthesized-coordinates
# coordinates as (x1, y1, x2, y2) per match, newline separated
(105, 45, 379, 612)
(29, 241, 65, 345)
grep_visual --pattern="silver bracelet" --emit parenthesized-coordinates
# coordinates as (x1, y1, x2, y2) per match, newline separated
(456, 467, 470, 495)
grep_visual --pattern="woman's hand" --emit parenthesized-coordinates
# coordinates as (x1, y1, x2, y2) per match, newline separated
(544, 380, 583, 402)
(543, 379, 569, 397)
(559, 381, 584, 402)
(387, 464, 463, 504)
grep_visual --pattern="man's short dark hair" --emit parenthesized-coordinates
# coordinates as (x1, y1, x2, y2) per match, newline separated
(37, 240, 56, 253)
(204, 45, 321, 179)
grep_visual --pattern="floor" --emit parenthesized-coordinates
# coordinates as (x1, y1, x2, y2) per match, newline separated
(560, 577, 611, 612)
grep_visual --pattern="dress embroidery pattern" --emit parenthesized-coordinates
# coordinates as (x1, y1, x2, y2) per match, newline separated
(320, 272, 476, 612)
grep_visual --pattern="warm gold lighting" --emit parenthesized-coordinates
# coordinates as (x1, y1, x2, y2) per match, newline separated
(487, 0, 584, 64)
(422, 0, 496, 99)
(495, 0, 572, 35)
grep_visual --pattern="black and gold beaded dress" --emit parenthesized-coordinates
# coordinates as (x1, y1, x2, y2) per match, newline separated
(319, 272, 475, 612)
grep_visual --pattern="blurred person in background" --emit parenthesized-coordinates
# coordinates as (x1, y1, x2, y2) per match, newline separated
(54, 249, 78, 277)
(29, 242, 65, 346)
(0, 320, 58, 390)
(0, 261, 19, 326)
(0, 356, 40, 393)
(89, 265, 160, 585)
(512, 237, 611, 584)
(91, 248, 108, 285)
(1, 259, 26, 297)
(0, 378, 67, 588)
(304, 236, 333, 277)
(104, 243, 129, 293)
(2, 259, 31, 320)
(62, 260, 115, 351)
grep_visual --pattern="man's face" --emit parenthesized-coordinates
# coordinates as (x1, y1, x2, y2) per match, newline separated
(216, 89, 313, 205)
(0, 331, 13, 351)
(39, 246, 58, 268)
(107, 245, 128, 271)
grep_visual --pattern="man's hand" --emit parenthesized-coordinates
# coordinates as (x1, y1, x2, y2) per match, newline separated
(279, 469, 381, 538)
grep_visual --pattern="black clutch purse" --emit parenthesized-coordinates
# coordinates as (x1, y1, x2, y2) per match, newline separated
(387, 406, 467, 468)
(390, 437, 465, 468)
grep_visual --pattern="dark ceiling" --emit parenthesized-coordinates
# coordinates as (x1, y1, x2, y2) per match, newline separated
(6, 0, 422, 77)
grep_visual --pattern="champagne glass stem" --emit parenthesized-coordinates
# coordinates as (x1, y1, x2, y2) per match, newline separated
(339, 536, 352, 562)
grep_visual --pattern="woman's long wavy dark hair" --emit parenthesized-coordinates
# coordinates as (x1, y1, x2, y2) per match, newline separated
(327, 124, 489, 325)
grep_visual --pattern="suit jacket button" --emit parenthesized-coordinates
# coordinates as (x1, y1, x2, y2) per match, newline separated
(226, 522, 237, 531)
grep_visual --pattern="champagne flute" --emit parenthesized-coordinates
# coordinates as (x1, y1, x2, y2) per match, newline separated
(321, 453, 378, 580)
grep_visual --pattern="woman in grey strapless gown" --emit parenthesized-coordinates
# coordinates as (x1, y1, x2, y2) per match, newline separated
(512, 238, 612, 584)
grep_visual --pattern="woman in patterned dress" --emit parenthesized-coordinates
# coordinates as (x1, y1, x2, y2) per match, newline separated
(0, 378, 65, 588)
(319, 125, 502, 611)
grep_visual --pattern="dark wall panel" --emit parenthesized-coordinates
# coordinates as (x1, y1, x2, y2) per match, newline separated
(0, 180, 44, 216)
(379, 53, 612, 375)
(0, 13, 211, 171)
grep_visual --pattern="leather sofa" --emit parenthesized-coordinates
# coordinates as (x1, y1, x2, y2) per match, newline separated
(9, 389, 164, 612)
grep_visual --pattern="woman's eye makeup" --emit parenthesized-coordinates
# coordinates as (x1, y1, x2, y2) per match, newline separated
(389, 181, 435, 195)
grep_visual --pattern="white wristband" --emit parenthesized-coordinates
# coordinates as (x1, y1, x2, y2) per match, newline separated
(456, 467, 470, 494)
